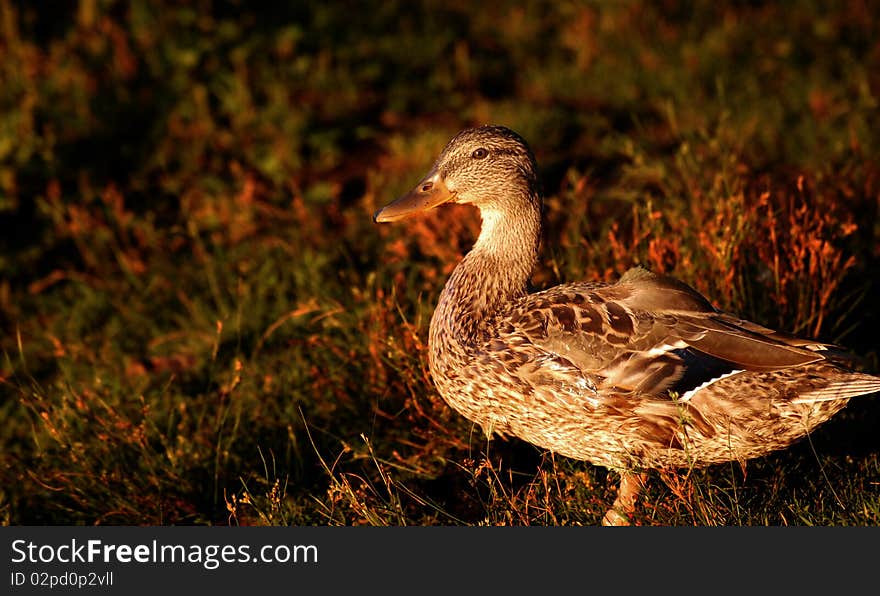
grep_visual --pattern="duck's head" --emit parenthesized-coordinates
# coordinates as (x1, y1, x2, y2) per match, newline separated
(374, 125, 540, 223)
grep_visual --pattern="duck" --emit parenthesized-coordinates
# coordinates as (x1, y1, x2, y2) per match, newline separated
(373, 125, 880, 525)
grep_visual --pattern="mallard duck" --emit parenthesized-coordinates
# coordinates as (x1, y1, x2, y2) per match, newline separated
(373, 125, 880, 525)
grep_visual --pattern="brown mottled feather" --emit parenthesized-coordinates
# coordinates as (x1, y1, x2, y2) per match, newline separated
(374, 125, 880, 523)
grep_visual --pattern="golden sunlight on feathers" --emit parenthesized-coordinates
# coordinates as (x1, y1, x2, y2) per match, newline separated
(374, 126, 880, 525)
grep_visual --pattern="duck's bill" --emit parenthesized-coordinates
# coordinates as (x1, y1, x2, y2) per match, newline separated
(373, 171, 454, 223)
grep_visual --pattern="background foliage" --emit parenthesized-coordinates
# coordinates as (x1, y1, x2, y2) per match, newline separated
(1, 0, 878, 525)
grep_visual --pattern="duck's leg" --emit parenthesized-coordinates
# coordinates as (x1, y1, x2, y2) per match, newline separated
(602, 471, 648, 526)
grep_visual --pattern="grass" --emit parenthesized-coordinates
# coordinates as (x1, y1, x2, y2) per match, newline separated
(1, 0, 879, 526)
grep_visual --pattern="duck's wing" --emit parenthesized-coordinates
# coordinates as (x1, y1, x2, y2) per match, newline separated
(501, 267, 827, 397)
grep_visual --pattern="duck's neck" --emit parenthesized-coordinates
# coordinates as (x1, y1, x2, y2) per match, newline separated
(428, 195, 541, 372)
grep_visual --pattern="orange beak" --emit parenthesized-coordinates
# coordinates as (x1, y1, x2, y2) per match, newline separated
(373, 170, 455, 223)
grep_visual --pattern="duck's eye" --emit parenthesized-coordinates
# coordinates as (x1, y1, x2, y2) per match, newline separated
(472, 148, 489, 160)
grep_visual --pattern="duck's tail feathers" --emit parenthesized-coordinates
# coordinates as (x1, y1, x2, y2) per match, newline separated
(792, 376, 880, 404)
